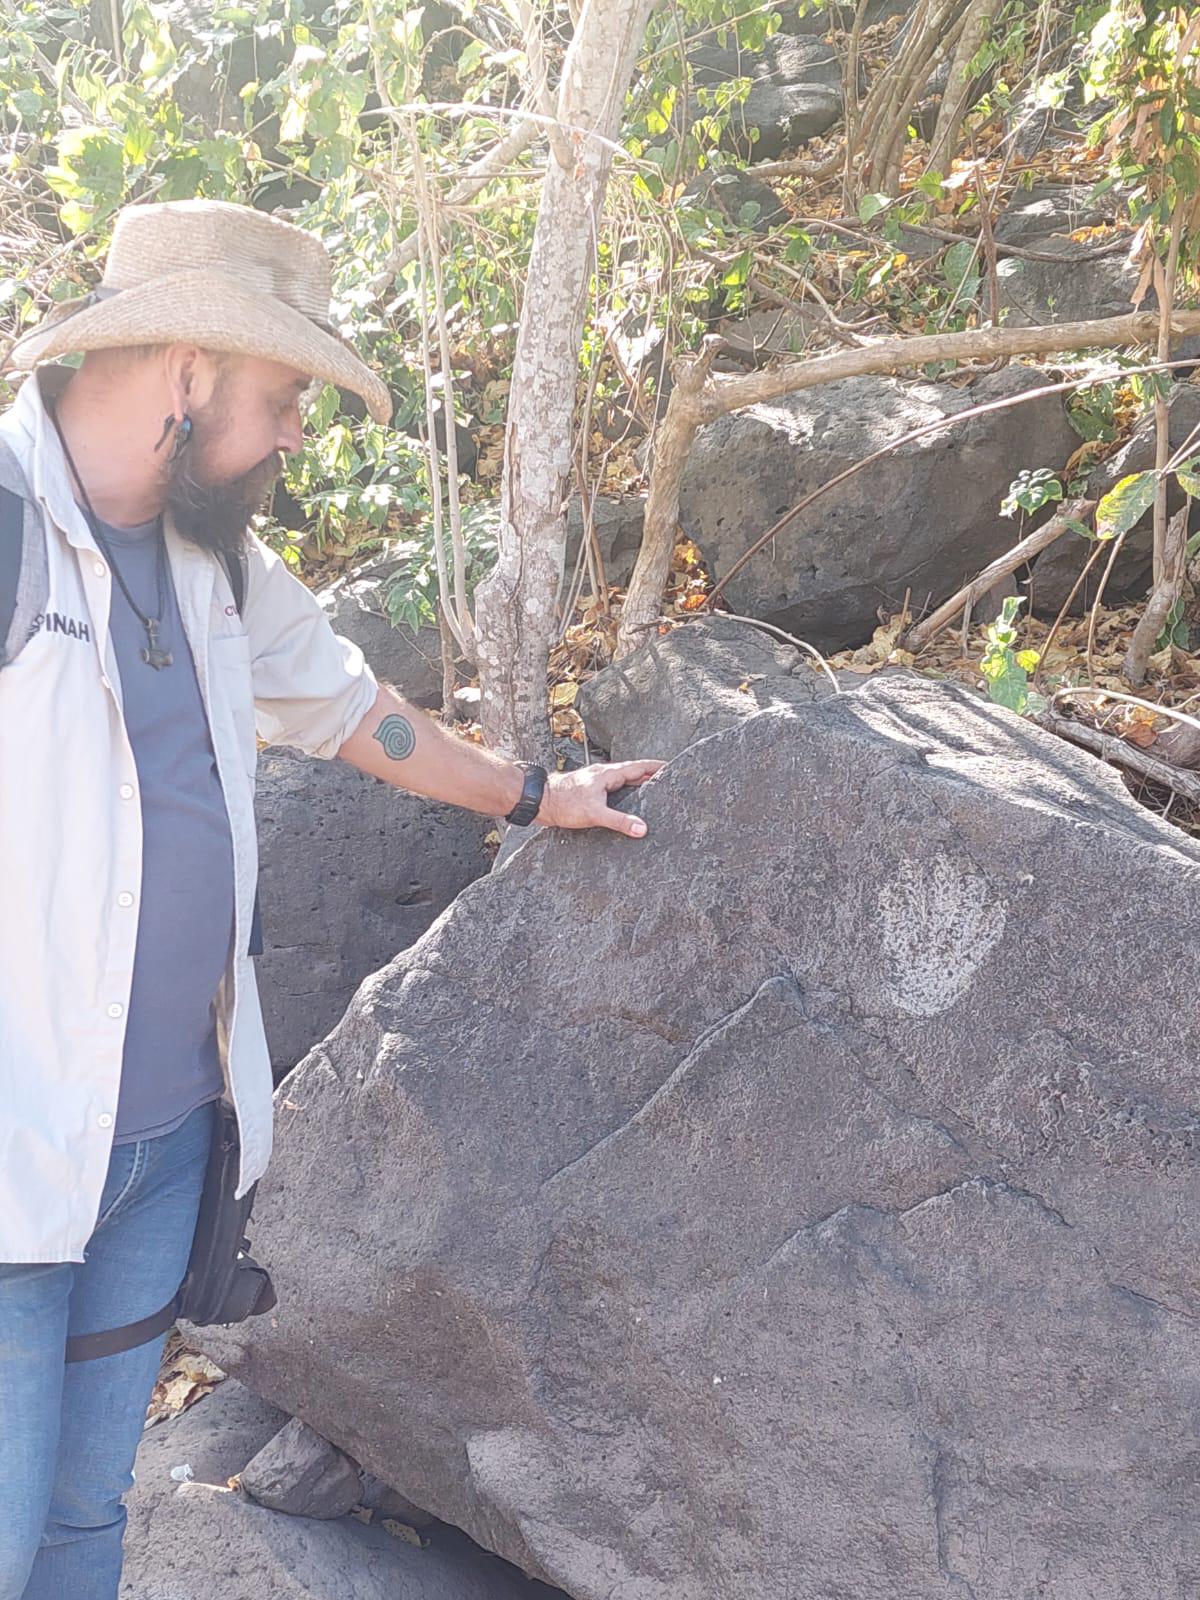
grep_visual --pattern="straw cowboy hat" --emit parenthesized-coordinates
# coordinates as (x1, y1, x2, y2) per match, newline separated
(4, 199, 392, 423)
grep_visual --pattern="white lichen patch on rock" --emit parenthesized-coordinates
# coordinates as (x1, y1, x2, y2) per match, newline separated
(876, 854, 1006, 1018)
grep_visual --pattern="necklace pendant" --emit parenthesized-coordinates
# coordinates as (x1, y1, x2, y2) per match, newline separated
(141, 619, 172, 670)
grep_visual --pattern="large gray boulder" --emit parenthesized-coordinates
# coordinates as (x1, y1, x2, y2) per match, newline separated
(681, 169, 789, 234)
(253, 748, 489, 1077)
(122, 1379, 563, 1599)
(562, 496, 645, 593)
(690, 34, 842, 160)
(994, 182, 1121, 247)
(204, 676, 1200, 1599)
(996, 235, 1142, 328)
(678, 364, 1077, 650)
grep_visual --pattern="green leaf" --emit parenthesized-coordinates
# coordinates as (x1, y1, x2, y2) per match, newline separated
(1095, 471, 1156, 540)
(279, 94, 309, 143)
(858, 192, 890, 223)
(721, 248, 751, 288)
(984, 659, 1029, 713)
(1156, 596, 1189, 652)
(1175, 460, 1200, 499)
(783, 230, 812, 264)
(942, 239, 979, 292)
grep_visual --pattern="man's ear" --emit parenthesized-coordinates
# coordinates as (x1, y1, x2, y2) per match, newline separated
(162, 343, 215, 417)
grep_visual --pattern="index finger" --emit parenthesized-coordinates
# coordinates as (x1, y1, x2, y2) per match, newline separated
(609, 759, 665, 785)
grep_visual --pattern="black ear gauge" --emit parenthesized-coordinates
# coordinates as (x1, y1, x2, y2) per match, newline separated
(154, 415, 193, 460)
(168, 416, 193, 463)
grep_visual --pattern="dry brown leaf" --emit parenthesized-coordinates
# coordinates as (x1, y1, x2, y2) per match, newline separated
(382, 1519, 426, 1547)
(1064, 439, 1111, 479)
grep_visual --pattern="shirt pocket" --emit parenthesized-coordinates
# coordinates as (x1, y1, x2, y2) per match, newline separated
(208, 632, 257, 781)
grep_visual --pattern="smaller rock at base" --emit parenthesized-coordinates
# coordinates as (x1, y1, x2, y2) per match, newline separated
(240, 1417, 363, 1519)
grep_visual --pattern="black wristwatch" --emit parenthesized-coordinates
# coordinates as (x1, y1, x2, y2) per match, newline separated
(505, 761, 548, 827)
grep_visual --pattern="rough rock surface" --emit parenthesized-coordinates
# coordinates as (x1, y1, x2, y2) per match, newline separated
(204, 676, 1200, 1599)
(562, 496, 645, 593)
(1030, 383, 1200, 616)
(576, 613, 836, 760)
(995, 235, 1143, 328)
(240, 1417, 363, 1518)
(678, 364, 1077, 650)
(994, 181, 1120, 247)
(253, 748, 488, 1077)
(681, 169, 789, 234)
(714, 304, 823, 363)
(690, 34, 842, 159)
(122, 1380, 563, 1599)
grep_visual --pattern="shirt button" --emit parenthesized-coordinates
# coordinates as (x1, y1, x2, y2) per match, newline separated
(97, 1113, 113, 1129)
(107, 1002, 123, 1019)
(119, 784, 134, 800)
(94, 561, 106, 577)
(117, 891, 135, 908)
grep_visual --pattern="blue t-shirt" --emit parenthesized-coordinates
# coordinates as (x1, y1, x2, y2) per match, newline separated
(99, 517, 234, 1143)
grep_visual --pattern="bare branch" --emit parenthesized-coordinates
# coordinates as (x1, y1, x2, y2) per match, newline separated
(1035, 707, 1200, 808)
(371, 115, 541, 297)
(699, 310, 1200, 421)
(903, 499, 1094, 654)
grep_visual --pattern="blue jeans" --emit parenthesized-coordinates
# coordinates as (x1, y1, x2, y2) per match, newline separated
(0, 1099, 214, 1600)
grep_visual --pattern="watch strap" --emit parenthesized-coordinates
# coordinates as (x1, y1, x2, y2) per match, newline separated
(505, 761, 547, 827)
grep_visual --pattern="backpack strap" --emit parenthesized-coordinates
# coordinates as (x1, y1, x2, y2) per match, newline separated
(0, 487, 25, 666)
(221, 545, 247, 617)
(0, 439, 47, 670)
(64, 1293, 181, 1363)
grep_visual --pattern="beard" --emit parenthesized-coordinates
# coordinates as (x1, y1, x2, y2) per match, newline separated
(165, 428, 282, 557)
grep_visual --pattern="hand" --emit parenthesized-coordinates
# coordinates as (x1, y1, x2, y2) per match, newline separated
(537, 759, 665, 838)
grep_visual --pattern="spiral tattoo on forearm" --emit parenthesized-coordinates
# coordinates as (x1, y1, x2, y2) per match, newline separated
(373, 712, 416, 762)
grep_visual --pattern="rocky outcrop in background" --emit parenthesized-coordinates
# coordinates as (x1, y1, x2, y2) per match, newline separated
(677, 364, 1077, 651)
(201, 674, 1200, 1600)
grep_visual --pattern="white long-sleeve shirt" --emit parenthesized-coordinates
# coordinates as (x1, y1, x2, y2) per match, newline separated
(0, 370, 378, 1262)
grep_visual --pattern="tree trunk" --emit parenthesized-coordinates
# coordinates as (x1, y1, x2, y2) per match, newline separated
(474, 0, 657, 760)
(1123, 206, 1186, 686)
(614, 340, 716, 660)
(1123, 505, 1190, 686)
(926, 0, 1001, 175)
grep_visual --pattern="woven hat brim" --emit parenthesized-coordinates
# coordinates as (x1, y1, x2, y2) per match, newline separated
(4, 268, 392, 423)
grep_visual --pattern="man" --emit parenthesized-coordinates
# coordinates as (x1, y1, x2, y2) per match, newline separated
(0, 198, 662, 1600)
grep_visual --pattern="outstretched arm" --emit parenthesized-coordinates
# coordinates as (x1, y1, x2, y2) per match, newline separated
(337, 684, 662, 838)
